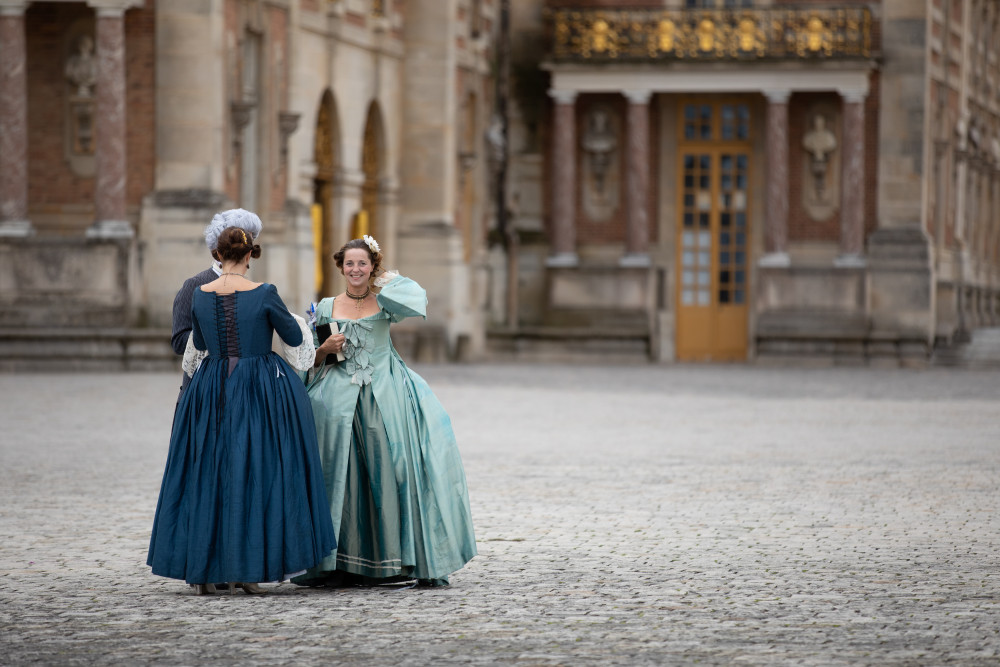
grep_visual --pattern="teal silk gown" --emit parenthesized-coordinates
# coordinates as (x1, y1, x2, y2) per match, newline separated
(296, 275, 476, 584)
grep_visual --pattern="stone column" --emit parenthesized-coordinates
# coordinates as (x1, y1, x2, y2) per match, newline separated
(760, 90, 790, 267)
(547, 89, 578, 267)
(835, 92, 866, 267)
(86, 3, 131, 238)
(0, 0, 32, 237)
(621, 90, 651, 267)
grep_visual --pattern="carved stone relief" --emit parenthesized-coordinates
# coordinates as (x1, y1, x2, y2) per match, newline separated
(64, 21, 96, 177)
(800, 103, 840, 221)
(580, 105, 620, 222)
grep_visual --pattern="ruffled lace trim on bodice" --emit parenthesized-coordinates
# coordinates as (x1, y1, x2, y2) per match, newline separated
(339, 316, 380, 386)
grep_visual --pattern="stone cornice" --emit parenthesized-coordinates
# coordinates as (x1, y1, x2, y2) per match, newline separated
(86, 0, 143, 17)
(0, 0, 29, 17)
(547, 64, 871, 100)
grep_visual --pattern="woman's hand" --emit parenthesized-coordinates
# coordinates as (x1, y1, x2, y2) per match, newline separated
(314, 333, 345, 365)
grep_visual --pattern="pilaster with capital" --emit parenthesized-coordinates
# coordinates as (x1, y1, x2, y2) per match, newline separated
(835, 92, 866, 267)
(760, 91, 790, 267)
(0, 1, 32, 236)
(87, 3, 132, 238)
(622, 90, 651, 267)
(548, 89, 578, 267)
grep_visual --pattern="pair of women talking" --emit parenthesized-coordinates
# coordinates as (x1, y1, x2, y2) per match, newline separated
(147, 216, 477, 594)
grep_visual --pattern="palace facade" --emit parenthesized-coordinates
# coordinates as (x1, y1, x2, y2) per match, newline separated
(1, 0, 998, 367)
(0, 0, 496, 367)
(495, 0, 1000, 364)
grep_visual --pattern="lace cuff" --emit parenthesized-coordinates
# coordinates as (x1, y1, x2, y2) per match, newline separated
(374, 270, 400, 289)
(279, 313, 316, 372)
(181, 333, 208, 378)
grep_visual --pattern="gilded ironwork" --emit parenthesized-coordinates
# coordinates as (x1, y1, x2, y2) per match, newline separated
(550, 7, 872, 62)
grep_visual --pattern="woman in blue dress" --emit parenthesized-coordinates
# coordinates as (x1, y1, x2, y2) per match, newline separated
(295, 236, 476, 587)
(148, 225, 336, 594)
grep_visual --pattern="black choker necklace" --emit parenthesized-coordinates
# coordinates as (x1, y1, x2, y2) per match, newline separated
(346, 287, 371, 311)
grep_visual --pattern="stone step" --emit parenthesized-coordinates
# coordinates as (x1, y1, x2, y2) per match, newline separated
(486, 326, 651, 363)
(0, 327, 177, 372)
(933, 327, 1000, 369)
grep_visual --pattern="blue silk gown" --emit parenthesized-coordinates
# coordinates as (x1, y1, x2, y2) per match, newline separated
(148, 284, 336, 585)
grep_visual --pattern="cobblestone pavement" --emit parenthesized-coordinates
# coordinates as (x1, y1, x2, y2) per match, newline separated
(1, 364, 998, 665)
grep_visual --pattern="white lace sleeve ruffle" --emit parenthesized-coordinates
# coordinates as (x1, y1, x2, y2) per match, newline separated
(279, 312, 316, 372)
(181, 333, 208, 378)
(374, 270, 400, 289)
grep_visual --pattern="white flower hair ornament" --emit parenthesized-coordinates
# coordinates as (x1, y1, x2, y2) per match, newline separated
(363, 235, 380, 254)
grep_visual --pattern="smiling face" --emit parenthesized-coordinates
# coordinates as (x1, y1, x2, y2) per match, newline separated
(341, 247, 373, 291)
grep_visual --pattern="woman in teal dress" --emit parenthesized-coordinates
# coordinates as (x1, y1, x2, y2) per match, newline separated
(295, 236, 476, 587)
(148, 225, 336, 594)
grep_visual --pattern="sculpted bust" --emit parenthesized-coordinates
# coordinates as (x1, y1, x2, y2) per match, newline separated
(65, 35, 97, 98)
(803, 114, 837, 201)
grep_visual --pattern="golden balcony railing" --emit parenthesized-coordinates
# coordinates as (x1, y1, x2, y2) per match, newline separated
(549, 6, 873, 63)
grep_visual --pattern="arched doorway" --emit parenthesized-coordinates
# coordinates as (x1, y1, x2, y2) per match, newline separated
(357, 102, 385, 240)
(313, 90, 340, 300)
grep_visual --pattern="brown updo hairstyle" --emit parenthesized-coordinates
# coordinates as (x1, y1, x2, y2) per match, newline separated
(214, 227, 262, 263)
(333, 238, 383, 282)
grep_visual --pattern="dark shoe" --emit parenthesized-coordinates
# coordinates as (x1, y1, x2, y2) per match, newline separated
(416, 577, 449, 588)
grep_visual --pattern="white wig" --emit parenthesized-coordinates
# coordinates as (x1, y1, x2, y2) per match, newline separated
(203, 208, 263, 251)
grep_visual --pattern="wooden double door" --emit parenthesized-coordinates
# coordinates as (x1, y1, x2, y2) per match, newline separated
(676, 100, 752, 361)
